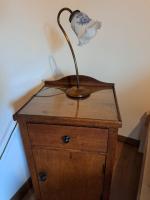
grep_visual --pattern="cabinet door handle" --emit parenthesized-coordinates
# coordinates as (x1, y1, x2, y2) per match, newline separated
(63, 135, 70, 143)
(38, 172, 47, 182)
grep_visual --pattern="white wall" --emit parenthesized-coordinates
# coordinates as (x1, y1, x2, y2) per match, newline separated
(0, 0, 53, 199)
(0, 0, 150, 199)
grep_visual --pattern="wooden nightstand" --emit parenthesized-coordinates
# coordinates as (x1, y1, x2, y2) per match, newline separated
(14, 75, 122, 200)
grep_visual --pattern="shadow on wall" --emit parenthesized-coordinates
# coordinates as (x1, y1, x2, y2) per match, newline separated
(0, 65, 10, 105)
(44, 24, 64, 52)
(129, 114, 147, 140)
(12, 69, 64, 115)
(12, 83, 43, 113)
(118, 72, 150, 139)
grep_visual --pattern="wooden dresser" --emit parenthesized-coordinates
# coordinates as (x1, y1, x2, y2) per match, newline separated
(14, 75, 122, 200)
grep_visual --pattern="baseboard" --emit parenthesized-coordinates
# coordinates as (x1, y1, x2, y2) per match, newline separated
(11, 178, 32, 200)
(118, 135, 140, 147)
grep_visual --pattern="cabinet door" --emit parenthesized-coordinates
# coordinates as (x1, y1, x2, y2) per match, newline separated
(33, 149, 105, 200)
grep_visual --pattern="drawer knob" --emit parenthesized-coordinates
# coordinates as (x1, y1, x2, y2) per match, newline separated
(63, 135, 70, 143)
(38, 172, 47, 182)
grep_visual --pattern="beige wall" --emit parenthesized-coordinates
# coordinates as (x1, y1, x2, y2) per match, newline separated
(48, 0, 150, 139)
(1, 0, 150, 198)
(1, 0, 150, 144)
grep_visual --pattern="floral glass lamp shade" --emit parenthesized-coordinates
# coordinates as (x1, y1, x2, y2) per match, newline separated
(70, 10, 101, 46)
(57, 8, 101, 98)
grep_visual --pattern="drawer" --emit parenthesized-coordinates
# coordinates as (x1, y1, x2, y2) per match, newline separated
(27, 124, 108, 153)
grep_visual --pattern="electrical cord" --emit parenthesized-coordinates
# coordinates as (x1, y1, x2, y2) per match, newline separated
(0, 122, 18, 160)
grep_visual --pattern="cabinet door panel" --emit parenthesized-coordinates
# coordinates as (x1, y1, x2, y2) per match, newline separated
(33, 149, 105, 200)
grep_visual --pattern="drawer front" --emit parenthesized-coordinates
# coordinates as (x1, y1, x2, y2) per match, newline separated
(27, 124, 108, 153)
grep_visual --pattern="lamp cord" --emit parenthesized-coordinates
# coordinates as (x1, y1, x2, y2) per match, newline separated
(57, 7, 80, 88)
(0, 122, 17, 160)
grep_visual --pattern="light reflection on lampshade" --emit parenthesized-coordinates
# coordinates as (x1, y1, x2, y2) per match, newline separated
(70, 11, 101, 46)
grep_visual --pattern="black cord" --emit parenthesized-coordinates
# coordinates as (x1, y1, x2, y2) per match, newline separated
(0, 122, 18, 160)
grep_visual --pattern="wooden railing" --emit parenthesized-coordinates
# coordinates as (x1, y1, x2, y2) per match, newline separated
(137, 112, 150, 200)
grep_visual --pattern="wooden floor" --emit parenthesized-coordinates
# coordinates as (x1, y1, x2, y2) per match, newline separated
(23, 141, 142, 200)
(110, 141, 142, 200)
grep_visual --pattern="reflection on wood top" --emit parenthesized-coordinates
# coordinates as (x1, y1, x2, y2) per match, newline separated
(19, 87, 117, 120)
(14, 75, 122, 127)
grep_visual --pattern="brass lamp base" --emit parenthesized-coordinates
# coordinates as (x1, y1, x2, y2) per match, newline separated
(66, 86, 90, 99)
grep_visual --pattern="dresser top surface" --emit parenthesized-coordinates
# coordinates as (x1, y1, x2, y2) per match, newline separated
(18, 87, 120, 120)
(14, 76, 122, 127)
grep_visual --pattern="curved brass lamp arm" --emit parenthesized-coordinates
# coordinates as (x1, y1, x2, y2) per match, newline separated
(57, 7, 80, 88)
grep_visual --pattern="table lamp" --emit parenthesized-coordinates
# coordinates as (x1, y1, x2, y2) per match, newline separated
(57, 7, 101, 98)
